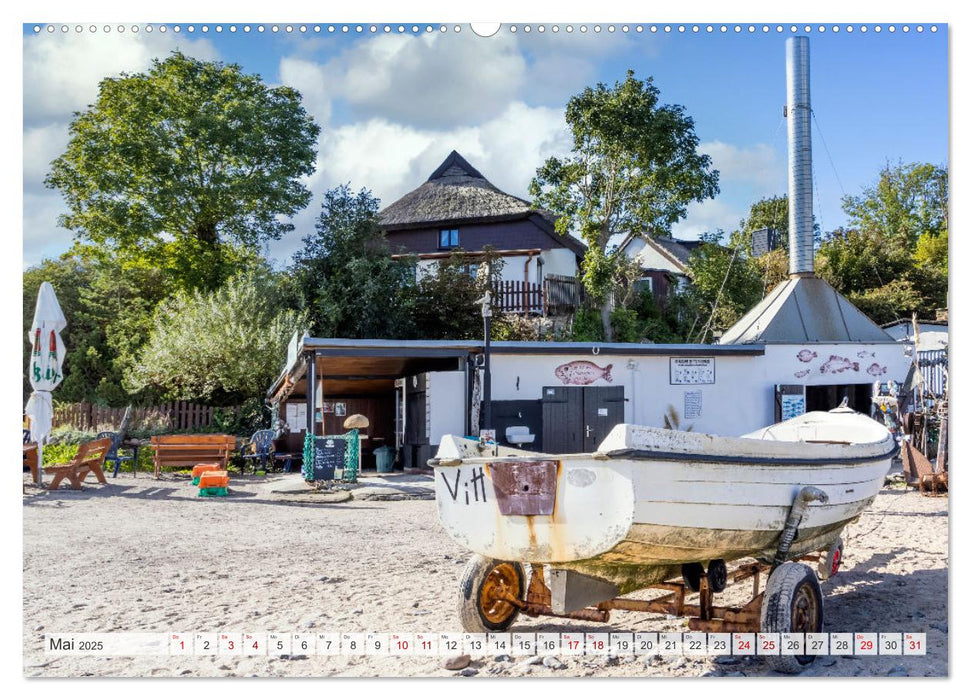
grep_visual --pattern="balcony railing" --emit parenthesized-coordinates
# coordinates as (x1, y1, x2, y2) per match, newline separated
(490, 274, 582, 315)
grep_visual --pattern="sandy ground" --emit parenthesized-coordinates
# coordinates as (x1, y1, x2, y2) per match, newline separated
(23, 471, 948, 678)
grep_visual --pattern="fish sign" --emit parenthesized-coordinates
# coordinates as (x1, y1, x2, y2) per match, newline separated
(555, 361, 613, 386)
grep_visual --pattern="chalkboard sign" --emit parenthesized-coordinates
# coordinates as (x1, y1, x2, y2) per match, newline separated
(312, 436, 349, 481)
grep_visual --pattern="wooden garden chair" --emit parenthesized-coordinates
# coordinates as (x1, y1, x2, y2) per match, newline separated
(44, 437, 112, 491)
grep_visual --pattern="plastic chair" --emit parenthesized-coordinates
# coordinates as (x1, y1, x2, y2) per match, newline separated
(240, 429, 276, 474)
(97, 431, 137, 477)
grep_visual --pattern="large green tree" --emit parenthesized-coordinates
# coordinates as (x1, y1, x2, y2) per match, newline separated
(816, 162, 948, 324)
(290, 186, 419, 339)
(45, 51, 320, 291)
(529, 70, 719, 339)
(125, 269, 307, 404)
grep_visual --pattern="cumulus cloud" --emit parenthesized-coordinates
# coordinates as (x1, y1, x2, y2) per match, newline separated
(23, 192, 72, 268)
(671, 198, 745, 241)
(315, 32, 528, 129)
(23, 123, 70, 192)
(700, 140, 786, 193)
(23, 31, 219, 122)
(278, 56, 333, 126)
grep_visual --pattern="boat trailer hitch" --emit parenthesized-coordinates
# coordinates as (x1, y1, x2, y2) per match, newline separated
(772, 486, 829, 571)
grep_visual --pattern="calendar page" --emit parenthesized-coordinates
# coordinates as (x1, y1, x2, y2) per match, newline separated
(20, 3, 950, 687)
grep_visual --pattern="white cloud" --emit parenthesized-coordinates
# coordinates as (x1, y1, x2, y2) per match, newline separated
(312, 32, 528, 128)
(671, 198, 744, 241)
(23, 31, 219, 122)
(23, 192, 72, 268)
(23, 123, 70, 192)
(700, 140, 786, 192)
(279, 56, 333, 126)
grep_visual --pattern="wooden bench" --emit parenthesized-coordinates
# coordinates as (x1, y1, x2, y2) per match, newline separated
(44, 437, 112, 490)
(150, 434, 236, 479)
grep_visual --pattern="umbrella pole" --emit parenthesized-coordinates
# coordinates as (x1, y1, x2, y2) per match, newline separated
(36, 442, 43, 487)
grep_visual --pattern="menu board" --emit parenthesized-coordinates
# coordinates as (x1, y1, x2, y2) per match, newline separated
(312, 436, 348, 481)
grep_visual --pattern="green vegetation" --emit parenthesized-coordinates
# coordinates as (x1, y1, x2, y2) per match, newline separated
(45, 52, 319, 292)
(529, 70, 720, 339)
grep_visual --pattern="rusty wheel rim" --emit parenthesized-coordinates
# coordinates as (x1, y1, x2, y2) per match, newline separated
(479, 563, 521, 624)
(791, 583, 820, 633)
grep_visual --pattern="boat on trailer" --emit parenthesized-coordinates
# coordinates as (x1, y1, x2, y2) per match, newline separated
(431, 406, 896, 673)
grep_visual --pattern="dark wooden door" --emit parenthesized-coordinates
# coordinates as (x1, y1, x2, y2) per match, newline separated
(582, 386, 626, 451)
(541, 386, 583, 454)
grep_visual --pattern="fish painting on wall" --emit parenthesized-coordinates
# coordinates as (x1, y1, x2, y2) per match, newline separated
(554, 360, 613, 385)
(796, 349, 817, 363)
(867, 363, 888, 376)
(819, 355, 860, 374)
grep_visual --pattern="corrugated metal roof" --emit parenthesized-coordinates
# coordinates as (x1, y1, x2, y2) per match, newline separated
(719, 276, 897, 345)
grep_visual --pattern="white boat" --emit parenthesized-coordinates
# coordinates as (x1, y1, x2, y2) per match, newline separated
(432, 407, 896, 595)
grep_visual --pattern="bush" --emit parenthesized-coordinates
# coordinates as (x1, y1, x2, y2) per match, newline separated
(610, 308, 642, 343)
(211, 397, 270, 437)
(571, 307, 606, 342)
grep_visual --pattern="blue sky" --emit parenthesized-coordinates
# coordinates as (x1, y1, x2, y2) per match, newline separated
(22, 23, 948, 268)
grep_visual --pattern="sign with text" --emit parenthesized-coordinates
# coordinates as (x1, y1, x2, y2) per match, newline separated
(670, 357, 715, 385)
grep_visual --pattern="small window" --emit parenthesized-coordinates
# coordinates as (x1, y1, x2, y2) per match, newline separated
(439, 229, 459, 249)
(633, 276, 654, 294)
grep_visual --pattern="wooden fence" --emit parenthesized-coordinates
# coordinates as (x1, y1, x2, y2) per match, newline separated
(490, 275, 584, 316)
(52, 401, 229, 432)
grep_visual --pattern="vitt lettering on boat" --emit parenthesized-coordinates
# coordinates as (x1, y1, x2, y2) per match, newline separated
(439, 467, 488, 505)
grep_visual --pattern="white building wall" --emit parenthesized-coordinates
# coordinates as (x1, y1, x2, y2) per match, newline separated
(484, 341, 908, 439)
(539, 248, 578, 279)
(761, 343, 911, 388)
(489, 352, 769, 437)
(428, 371, 467, 444)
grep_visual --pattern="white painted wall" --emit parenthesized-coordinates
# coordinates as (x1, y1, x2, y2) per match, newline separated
(621, 237, 684, 273)
(484, 340, 909, 439)
(414, 251, 577, 285)
(539, 248, 578, 279)
(428, 371, 467, 444)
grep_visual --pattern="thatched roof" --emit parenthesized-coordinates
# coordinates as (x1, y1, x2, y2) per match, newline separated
(379, 150, 546, 231)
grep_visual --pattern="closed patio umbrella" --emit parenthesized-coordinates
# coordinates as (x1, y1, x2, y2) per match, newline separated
(25, 282, 67, 486)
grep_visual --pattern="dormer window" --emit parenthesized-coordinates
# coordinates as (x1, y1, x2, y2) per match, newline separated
(439, 229, 460, 249)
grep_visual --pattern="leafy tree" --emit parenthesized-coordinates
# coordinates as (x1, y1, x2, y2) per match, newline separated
(45, 51, 320, 292)
(410, 250, 505, 340)
(529, 70, 719, 339)
(23, 255, 171, 406)
(842, 161, 948, 248)
(290, 185, 419, 339)
(680, 232, 763, 342)
(125, 270, 307, 404)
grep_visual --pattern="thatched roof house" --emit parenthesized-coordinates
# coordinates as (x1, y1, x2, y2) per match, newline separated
(380, 152, 585, 283)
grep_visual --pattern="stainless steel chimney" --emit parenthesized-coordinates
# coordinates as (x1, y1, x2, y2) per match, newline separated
(786, 36, 814, 276)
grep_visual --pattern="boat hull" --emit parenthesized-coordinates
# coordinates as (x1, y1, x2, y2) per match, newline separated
(433, 413, 894, 591)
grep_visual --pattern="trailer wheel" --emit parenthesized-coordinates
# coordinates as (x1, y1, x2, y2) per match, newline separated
(761, 562, 824, 674)
(707, 559, 728, 593)
(817, 538, 843, 580)
(681, 562, 705, 592)
(457, 556, 524, 633)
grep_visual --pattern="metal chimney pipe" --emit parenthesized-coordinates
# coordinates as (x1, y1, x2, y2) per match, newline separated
(786, 36, 815, 276)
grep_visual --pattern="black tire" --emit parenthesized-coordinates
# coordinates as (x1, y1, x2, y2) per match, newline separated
(817, 538, 844, 581)
(707, 559, 728, 593)
(761, 562, 824, 674)
(681, 562, 705, 592)
(457, 556, 525, 633)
